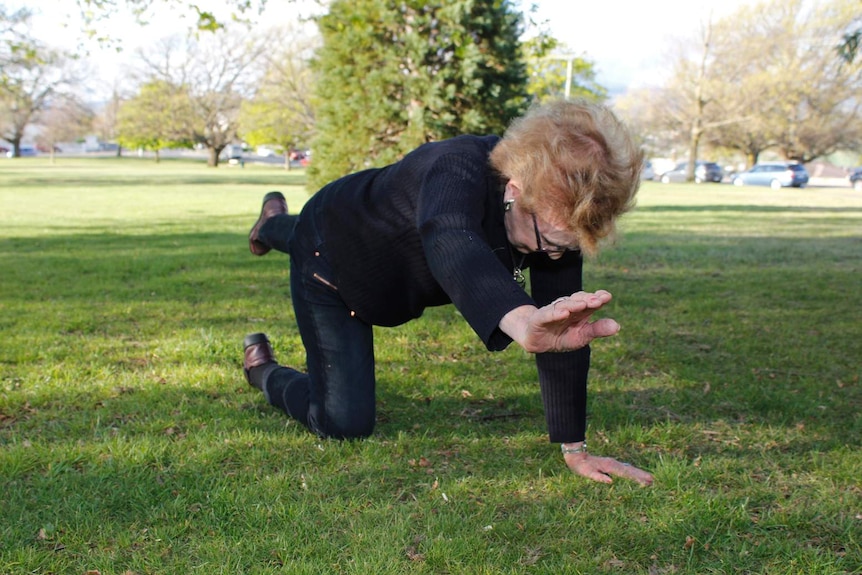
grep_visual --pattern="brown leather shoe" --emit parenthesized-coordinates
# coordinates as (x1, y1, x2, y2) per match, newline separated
(249, 191, 288, 255)
(243, 332, 277, 389)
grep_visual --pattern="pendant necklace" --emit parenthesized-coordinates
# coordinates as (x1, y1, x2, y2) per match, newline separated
(504, 198, 527, 288)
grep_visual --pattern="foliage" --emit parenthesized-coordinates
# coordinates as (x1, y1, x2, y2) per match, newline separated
(116, 80, 196, 160)
(75, 0, 269, 34)
(308, 0, 529, 190)
(837, 6, 861, 63)
(1, 161, 860, 574)
(523, 36, 606, 104)
(839, 28, 861, 62)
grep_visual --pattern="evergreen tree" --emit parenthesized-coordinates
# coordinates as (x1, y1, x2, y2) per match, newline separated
(309, 0, 529, 189)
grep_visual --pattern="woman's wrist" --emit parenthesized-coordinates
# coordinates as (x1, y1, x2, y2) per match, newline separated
(498, 304, 537, 350)
(560, 440, 587, 455)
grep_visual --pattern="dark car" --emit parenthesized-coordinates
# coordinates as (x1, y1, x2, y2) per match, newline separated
(849, 167, 862, 192)
(659, 161, 723, 184)
(732, 162, 809, 189)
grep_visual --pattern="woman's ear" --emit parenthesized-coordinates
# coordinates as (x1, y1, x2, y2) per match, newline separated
(507, 180, 522, 198)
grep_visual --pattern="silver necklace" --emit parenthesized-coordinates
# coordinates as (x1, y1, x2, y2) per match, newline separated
(504, 198, 527, 287)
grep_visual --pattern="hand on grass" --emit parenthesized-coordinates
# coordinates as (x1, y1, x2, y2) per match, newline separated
(564, 451, 654, 486)
(501, 290, 619, 353)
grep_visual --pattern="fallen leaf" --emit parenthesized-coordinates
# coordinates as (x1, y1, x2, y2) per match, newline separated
(684, 536, 695, 549)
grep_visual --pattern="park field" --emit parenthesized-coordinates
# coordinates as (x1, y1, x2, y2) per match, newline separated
(1, 157, 860, 574)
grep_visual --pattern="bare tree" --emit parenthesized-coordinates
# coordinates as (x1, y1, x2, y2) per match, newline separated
(707, 0, 862, 165)
(0, 10, 82, 156)
(239, 24, 317, 169)
(93, 88, 125, 156)
(628, 0, 862, 169)
(136, 30, 270, 166)
(36, 96, 94, 162)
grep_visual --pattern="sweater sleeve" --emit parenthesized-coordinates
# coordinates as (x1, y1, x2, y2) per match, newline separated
(529, 250, 591, 442)
(416, 153, 534, 351)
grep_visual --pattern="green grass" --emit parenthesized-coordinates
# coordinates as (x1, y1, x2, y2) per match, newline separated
(1, 157, 861, 574)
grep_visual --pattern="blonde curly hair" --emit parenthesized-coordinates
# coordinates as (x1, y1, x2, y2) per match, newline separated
(489, 99, 643, 256)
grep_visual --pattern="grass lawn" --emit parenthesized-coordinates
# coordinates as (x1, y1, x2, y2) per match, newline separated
(1, 157, 860, 574)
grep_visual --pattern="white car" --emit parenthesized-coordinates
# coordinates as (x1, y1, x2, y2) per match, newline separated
(641, 160, 655, 181)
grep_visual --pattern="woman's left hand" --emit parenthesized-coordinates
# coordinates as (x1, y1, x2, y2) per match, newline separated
(564, 451, 654, 486)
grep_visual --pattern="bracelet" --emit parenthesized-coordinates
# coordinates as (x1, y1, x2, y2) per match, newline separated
(561, 441, 587, 455)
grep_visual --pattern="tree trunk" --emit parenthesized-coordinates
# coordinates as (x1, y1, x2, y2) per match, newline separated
(208, 147, 220, 167)
(687, 124, 702, 181)
(10, 138, 22, 158)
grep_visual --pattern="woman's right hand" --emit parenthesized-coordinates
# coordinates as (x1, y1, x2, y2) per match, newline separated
(500, 290, 620, 353)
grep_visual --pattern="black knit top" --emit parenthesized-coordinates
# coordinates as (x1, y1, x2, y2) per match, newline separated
(304, 135, 590, 442)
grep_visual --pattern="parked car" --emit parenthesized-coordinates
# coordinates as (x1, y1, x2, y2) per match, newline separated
(5, 146, 37, 158)
(659, 161, 723, 184)
(731, 162, 809, 189)
(849, 167, 862, 192)
(641, 160, 655, 181)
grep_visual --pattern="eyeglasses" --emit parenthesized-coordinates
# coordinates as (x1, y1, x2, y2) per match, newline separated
(531, 213, 576, 254)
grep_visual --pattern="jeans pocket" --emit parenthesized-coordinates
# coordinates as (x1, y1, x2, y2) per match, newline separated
(312, 272, 339, 292)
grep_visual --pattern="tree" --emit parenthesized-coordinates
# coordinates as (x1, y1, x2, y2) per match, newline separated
(135, 30, 270, 166)
(0, 8, 81, 156)
(116, 79, 195, 161)
(36, 96, 94, 162)
(93, 88, 125, 156)
(239, 24, 317, 170)
(706, 0, 862, 165)
(623, 0, 862, 169)
(309, 0, 529, 189)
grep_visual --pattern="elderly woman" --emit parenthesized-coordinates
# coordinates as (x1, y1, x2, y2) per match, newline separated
(243, 99, 653, 486)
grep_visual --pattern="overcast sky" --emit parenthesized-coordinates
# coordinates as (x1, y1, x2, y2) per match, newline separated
(530, 0, 761, 92)
(13, 0, 761, 97)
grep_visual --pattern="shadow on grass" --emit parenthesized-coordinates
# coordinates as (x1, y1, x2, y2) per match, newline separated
(635, 205, 862, 214)
(13, 173, 307, 188)
(1, 229, 860, 456)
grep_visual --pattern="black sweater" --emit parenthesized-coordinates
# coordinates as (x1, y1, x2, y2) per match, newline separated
(304, 135, 590, 442)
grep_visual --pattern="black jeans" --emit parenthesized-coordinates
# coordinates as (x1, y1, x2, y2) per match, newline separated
(257, 208, 376, 439)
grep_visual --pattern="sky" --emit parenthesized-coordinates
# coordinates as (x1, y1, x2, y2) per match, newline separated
(531, 0, 758, 93)
(12, 0, 759, 98)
